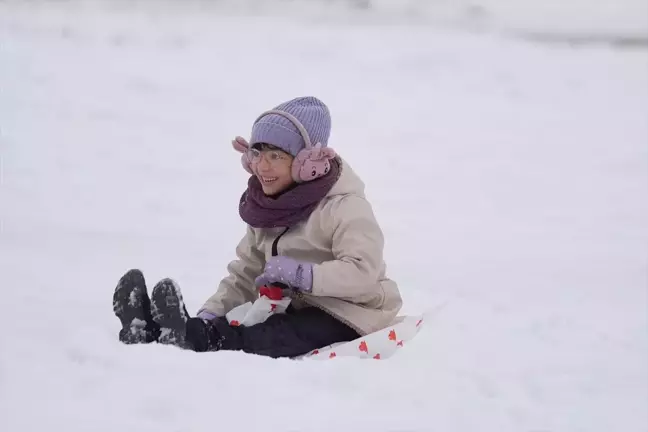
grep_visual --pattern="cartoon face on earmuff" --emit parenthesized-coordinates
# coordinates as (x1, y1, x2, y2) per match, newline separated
(291, 142, 336, 182)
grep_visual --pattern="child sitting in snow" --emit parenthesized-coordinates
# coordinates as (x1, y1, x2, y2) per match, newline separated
(112, 96, 402, 358)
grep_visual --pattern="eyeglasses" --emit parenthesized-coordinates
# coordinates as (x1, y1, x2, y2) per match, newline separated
(247, 148, 290, 165)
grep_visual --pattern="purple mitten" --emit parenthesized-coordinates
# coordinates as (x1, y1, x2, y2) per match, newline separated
(255, 256, 313, 293)
(197, 311, 218, 321)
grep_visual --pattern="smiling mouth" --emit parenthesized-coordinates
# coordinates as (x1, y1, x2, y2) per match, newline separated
(261, 176, 278, 184)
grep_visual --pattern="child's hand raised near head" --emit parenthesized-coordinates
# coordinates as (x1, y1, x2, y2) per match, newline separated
(254, 256, 313, 293)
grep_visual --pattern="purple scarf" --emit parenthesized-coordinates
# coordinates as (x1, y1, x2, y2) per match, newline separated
(239, 158, 341, 228)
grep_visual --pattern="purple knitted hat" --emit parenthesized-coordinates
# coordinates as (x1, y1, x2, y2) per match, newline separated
(250, 96, 331, 156)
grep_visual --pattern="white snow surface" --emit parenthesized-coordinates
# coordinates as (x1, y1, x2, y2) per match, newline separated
(1, 2, 647, 431)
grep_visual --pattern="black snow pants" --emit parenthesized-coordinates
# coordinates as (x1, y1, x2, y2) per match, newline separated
(187, 305, 360, 358)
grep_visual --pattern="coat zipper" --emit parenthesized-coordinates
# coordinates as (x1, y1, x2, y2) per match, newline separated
(271, 227, 289, 257)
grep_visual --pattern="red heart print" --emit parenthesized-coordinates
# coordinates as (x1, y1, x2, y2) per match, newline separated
(230, 320, 240, 327)
(388, 330, 397, 341)
(312, 349, 319, 355)
(359, 341, 368, 353)
(329, 352, 337, 359)
(373, 353, 381, 360)
(397, 341, 404, 347)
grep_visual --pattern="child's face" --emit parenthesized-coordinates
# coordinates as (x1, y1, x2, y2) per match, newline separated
(249, 145, 295, 195)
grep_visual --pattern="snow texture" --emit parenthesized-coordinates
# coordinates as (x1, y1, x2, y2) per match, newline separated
(1, 1, 647, 431)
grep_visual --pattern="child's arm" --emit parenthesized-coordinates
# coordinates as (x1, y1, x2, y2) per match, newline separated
(310, 195, 388, 302)
(198, 226, 265, 318)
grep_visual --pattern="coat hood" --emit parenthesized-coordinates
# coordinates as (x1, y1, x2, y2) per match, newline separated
(326, 157, 366, 199)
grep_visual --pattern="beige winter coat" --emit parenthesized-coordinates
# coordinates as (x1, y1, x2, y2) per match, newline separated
(200, 158, 402, 335)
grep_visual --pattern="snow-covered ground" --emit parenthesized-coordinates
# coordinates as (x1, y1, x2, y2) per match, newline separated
(1, 1, 647, 431)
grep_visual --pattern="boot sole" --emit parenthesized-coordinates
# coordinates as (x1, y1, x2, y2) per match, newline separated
(151, 278, 189, 347)
(113, 269, 152, 344)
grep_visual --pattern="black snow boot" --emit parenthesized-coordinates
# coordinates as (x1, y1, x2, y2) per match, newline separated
(185, 317, 226, 352)
(150, 278, 191, 348)
(113, 269, 160, 344)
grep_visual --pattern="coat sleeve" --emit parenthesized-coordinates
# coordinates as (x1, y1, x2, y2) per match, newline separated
(310, 195, 387, 302)
(199, 226, 265, 317)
